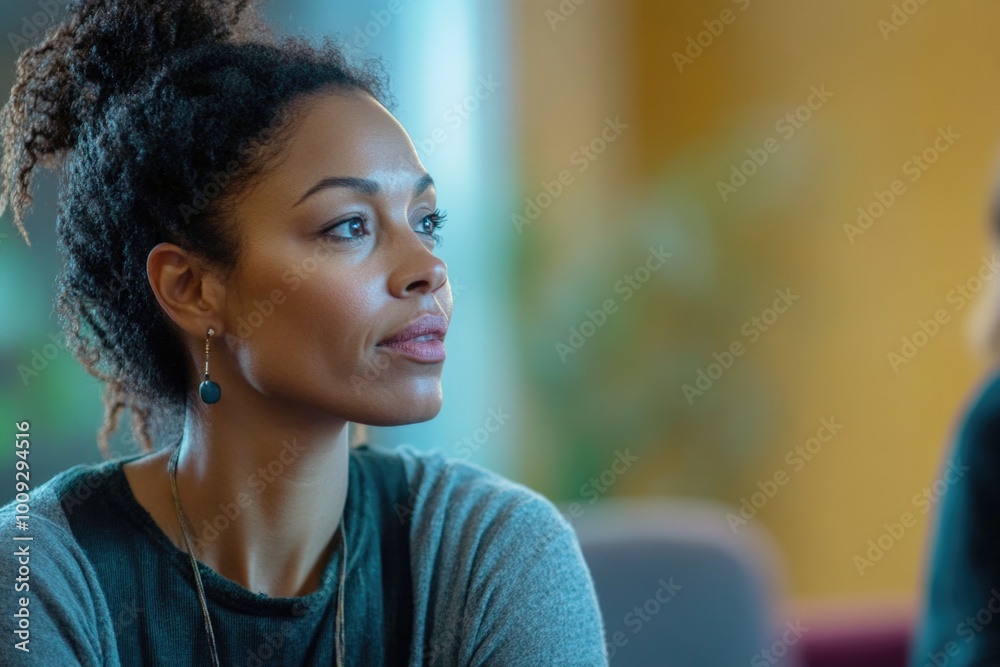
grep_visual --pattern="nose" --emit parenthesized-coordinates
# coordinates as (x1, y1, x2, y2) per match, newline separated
(386, 227, 448, 298)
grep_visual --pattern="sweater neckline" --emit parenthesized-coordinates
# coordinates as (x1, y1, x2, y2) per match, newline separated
(97, 448, 357, 616)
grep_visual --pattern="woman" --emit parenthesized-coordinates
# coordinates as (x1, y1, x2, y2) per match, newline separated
(0, 1, 609, 665)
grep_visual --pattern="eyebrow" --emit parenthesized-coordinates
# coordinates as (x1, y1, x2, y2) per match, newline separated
(292, 173, 435, 208)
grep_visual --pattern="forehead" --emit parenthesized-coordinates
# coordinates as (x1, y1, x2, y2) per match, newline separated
(259, 90, 427, 206)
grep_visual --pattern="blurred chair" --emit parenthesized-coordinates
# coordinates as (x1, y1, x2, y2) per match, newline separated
(563, 497, 801, 667)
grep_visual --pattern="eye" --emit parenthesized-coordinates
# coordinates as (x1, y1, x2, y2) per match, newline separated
(417, 208, 447, 247)
(322, 214, 369, 243)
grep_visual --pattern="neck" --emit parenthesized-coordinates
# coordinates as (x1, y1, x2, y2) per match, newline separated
(169, 395, 351, 598)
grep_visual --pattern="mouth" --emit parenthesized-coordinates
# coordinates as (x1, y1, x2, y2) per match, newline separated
(377, 337, 446, 362)
(407, 334, 442, 343)
(376, 313, 448, 363)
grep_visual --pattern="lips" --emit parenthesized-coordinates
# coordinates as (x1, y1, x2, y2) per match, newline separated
(378, 313, 449, 346)
(376, 313, 449, 363)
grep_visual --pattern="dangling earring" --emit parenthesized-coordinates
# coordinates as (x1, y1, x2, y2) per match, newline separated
(199, 327, 221, 404)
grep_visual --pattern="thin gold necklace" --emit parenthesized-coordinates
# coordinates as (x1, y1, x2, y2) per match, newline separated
(167, 444, 347, 665)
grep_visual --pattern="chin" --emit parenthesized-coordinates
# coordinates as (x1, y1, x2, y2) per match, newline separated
(379, 401, 444, 426)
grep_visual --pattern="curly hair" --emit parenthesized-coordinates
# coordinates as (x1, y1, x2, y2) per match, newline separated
(0, 0, 394, 458)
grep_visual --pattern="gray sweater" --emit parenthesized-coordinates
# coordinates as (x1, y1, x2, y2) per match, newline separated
(0, 442, 609, 665)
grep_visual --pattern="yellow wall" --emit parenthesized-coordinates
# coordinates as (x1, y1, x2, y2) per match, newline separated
(514, 0, 1000, 601)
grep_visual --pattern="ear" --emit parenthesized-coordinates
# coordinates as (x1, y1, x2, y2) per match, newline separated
(146, 243, 227, 337)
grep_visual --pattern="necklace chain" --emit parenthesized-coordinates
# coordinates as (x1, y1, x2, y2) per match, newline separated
(167, 444, 347, 665)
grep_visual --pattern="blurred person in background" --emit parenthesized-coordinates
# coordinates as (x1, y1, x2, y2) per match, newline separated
(911, 186, 1000, 665)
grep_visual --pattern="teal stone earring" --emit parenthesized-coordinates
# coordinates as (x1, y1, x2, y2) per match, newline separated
(199, 327, 221, 404)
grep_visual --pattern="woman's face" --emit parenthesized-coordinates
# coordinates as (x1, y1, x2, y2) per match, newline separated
(220, 90, 452, 426)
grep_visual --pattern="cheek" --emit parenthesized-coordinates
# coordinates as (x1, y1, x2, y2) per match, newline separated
(227, 254, 382, 391)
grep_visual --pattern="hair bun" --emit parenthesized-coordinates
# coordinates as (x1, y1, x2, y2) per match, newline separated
(0, 0, 271, 244)
(64, 0, 270, 130)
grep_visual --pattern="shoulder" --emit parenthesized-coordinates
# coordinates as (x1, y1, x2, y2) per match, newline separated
(391, 443, 573, 545)
(0, 457, 120, 530)
(388, 445, 608, 664)
(1, 460, 95, 531)
(0, 457, 120, 571)
(946, 368, 1000, 479)
(0, 460, 122, 665)
(387, 445, 586, 601)
(0, 464, 114, 588)
(0, 455, 135, 590)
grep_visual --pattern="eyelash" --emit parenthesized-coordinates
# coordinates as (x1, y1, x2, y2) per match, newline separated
(323, 209, 448, 247)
